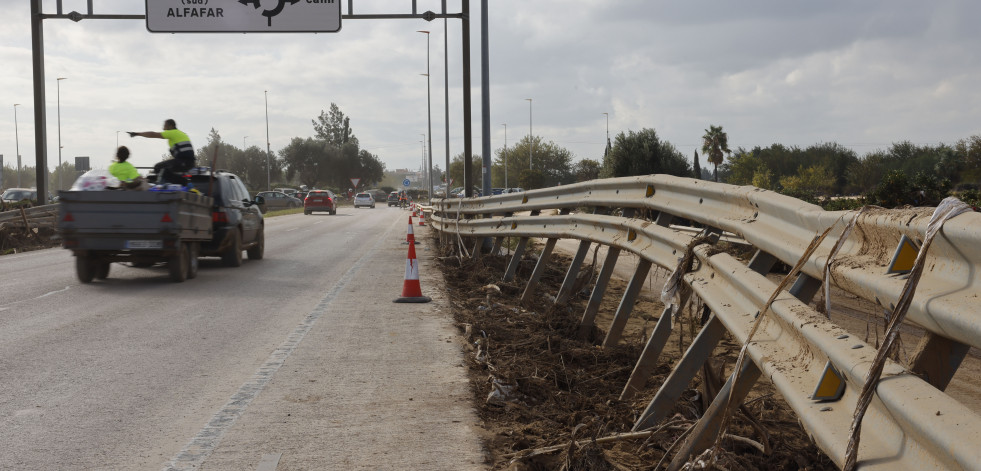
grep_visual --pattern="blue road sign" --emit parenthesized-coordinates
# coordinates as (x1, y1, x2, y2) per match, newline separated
(402, 179, 411, 187)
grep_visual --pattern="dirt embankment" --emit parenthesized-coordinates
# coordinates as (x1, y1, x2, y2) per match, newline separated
(437, 239, 835, 470)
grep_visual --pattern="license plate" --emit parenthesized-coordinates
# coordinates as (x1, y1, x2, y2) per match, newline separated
(126, 240, 163, 249)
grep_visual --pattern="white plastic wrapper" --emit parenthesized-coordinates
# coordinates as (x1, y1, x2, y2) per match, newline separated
(70, 169, 120, 191)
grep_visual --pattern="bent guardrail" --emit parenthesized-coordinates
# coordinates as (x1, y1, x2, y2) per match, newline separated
(428, 175, 981, 470)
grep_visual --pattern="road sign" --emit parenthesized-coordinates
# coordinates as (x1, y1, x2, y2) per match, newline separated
(402, 179, 411, 187)
(350, 178, 361, 188)
(145, 0, 342, 33)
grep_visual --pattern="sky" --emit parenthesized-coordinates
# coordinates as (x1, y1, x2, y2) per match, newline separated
(2, 0, 981, 182)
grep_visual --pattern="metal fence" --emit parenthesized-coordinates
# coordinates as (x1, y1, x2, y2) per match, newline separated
(428, 175, 981, 470)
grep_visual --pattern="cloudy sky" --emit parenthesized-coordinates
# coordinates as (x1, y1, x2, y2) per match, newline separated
(2, 0, 980, 181)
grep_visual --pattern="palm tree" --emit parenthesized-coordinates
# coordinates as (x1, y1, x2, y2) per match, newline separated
(701, 125, 731, 182)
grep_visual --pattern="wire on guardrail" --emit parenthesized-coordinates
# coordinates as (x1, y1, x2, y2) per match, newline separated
(822, 207, 868, 319)
(842, 197, 974, 471)
(698, 223, 838, 468)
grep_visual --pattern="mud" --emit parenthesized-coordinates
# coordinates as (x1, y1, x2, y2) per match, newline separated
(437, 237, 835, 470)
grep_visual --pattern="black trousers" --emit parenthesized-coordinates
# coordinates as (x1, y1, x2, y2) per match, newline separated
(153, 157, 195, 184)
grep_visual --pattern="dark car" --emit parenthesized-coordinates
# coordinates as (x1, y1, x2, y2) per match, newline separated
(304, 190, 337, 215)
(255, 191, 302, 212)
(1, 188, 37, 207)
(185, 168, 264, 266)
(387, 191, 399, 207)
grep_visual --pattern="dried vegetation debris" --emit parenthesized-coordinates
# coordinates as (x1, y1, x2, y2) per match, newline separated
(436, 238, 835, 470)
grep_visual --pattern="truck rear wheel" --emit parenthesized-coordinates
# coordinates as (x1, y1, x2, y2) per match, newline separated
(95, 262, 111, 280)
(247, 227, 264, 260)
(186, 243, 199, 279)
(169, 244, 189, 282)
(221, 230, 243, 267)
(76, 255, 95, 284)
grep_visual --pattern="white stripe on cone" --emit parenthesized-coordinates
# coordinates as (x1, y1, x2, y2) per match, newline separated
(406, 216, 415, 243)
(418, 211, 426, 226)
(401, 243, 424, 297)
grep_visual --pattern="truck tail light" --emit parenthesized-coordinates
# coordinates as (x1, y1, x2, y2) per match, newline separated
(63, 212, 74, 222)
(212, 211, 228, 223)
(161, 213, 173, 223)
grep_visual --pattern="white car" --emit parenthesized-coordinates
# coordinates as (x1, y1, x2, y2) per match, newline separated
(353, 192, 375, 209)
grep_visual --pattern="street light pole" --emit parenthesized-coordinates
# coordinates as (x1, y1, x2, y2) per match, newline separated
(244, 136, 248, 149)
(116, 131, 120, 148)
(13, 104, 21, 188)
(501, 123, 507, 189)
(525, 98, 533, 171)
(57, 77, 66, 190)
(602, 112, 609, 157)
(264, 90, 271, 191)
(418, 30, 434, 204)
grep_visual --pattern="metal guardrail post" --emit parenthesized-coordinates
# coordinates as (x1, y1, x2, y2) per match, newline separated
(554, 240, 591, 306)
(579, 247, 621, 338)
(632, 314, 727, 431)
(502, 210, 539, 282)
(620, 300, 684, 400)
(602, 259, 653, 346)
(577, 208, 634, 338)
(668, 360, 762, 471)
(907, 332, 970, 391)
(519, 209, 568, 305)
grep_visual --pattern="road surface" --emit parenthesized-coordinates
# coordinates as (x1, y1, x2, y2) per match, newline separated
(0, 206, 484, 470)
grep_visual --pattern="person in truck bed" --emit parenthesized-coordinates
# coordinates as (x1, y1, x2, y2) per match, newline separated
(108, 146, 147, 190)
(128, 119, 196, 184)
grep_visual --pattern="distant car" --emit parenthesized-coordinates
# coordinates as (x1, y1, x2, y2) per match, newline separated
(491, 188, 505, 195)
(1, 188, 37, 207)
(504, 187, 525, 194)
(303, 190, 337, 215)
(388, 191, 399, 207)
(255, 191, 302, 212)
(353, 192, 375, 209)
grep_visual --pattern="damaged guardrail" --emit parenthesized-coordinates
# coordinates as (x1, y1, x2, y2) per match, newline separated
(429, 175, 981, 470)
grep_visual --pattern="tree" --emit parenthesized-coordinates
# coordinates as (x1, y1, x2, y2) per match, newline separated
(574, 159, 601, 182)
(701, 125, 730, 182)
(601, 128, 691, 178)
(279, 137, 332, 188)
(493, 136, 574, 189)
(693, 150, 702, 180)
(312, 103, 358, 147)
(778, 165, 835, 203)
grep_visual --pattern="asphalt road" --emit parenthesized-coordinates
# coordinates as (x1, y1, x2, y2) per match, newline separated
(0, 205, 484, 470)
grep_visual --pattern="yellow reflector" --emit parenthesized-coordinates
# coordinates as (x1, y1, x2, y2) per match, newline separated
(628, 229, 637, 241)
(522, 195, 528, 204)
(511, 222, 517, 230)
(646, 184, 655, 197)
(812, 361, 845, 401)
(887, 234, 919, 274)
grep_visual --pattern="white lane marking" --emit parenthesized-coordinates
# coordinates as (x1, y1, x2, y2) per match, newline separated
(162, 214, 403, 471)
(0, 286, 71, 311)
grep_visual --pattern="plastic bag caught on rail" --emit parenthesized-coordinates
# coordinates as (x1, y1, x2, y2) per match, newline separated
(70, 169, 120, 191)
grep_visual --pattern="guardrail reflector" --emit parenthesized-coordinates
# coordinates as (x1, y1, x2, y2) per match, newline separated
(628, 229, 637, 241)
(646, 184, 655, 197)
(511, 222, 517, 230)
(812, 361, 846, 401)
(887, 234, 919, 274)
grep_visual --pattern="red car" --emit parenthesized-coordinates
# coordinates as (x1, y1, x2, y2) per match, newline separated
(303, 190, 337, 215)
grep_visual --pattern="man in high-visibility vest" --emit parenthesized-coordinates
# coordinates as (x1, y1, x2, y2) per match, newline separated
(128, 119, 196, 184)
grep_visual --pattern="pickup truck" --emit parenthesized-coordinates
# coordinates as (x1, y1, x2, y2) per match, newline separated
(58, 190, 214, 283)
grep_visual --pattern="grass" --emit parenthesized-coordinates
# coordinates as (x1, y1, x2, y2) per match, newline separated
(263, 207, 305, 218)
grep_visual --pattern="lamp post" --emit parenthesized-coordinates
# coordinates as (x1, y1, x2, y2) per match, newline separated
(13, 104, 21, 187)
(265, 90, 271, 191)
(602, 112, 609, 157)
(116, 131, 120, 148)
(244, 136, 248, 149)
(525, 98, 533, 171)
(501, 123, 508, 189)
(56, 77, 67, 190)
(418, 30, 433, 203)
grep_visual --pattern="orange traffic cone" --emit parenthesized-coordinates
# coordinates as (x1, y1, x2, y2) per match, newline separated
(393, 241, 431, 303)
(418, 209, 426, 226)
(402, 215, 418, 245)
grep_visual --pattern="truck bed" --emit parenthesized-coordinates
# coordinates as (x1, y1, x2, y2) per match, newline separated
(58, 190, 213, 251)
